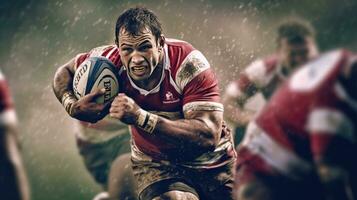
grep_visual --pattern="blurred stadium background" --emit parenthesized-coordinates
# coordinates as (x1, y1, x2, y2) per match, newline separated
(0, 0, 356, 199)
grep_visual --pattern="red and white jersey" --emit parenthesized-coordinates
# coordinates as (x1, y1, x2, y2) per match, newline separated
(0, 70, 17, 126)
(237, 49, 357, 179)
(225, 55, 284, 101)
(74, 38, 235, 168)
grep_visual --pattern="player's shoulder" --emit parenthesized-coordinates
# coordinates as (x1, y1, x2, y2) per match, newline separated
(263, 54, 280, 72)
(74, 44, 121, 69)
(289, 49, 348, 92)
(88, 44, 118, 57)
(241, 54, 279, 87)
(165, 38, 196, 71)
(165, 38, 211, 90)
(165, 38, 195, 52)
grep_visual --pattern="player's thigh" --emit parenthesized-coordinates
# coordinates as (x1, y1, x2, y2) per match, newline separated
(108, 153, 137, 200)
(152, 190, 199, 200)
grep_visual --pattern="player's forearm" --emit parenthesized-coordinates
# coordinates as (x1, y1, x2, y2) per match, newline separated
(52, 60, 82, 117)
(136, 110, 221, 155)
(155, 117, 219, 151)
(110, 95, 222, 156)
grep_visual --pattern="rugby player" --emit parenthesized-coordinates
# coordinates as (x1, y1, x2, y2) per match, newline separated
(0, 70, 30, 200)
(222, 18, 319, 145)
(235, 49, 357, 200)
(53, 6, 236, 200)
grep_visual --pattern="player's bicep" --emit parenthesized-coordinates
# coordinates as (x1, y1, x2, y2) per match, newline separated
(62, 58, 77, 74)
(53, 57, 80, 102)
(184, 108, 222, 124)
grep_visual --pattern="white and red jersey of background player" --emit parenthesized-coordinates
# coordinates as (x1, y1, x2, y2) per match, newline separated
(237, 49, 357, 180)
(225, 55, 285, 102)
(74, 38, 235, 168)
(0, 70, 17, 127)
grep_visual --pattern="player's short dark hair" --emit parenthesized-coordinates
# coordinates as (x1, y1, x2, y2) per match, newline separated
(115, 6, 162, 46)
(277, 18, 315, 45)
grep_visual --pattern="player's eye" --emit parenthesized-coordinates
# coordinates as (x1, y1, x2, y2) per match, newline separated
(121, 47, 132, 54)
(139, 44, 152, 51)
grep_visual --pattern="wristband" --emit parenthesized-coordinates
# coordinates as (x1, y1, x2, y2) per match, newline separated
(136, 109, 158, 134)
(61, 92, 77, 116)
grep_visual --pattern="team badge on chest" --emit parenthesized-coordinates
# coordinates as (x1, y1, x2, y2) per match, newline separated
(163, 91, 179, 104)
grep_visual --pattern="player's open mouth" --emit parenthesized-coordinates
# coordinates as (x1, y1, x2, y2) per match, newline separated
(131, 66, 147, 76)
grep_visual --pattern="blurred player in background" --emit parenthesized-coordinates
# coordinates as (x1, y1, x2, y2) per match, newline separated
(53, 6, 235, 200)
(0, 70, 30, 200)
(235, 49, 357, 200)
(222, 18, 319, 145)
(74, 118, 135, 200)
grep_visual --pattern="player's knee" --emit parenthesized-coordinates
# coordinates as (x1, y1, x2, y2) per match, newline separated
(109, 153, 133, 185)
(113, 153, 131, 172)
(153, 190, 199, 200)
(108, 153, 137, 199)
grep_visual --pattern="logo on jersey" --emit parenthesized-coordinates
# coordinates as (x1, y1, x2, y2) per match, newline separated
(163, 91, 179, 104)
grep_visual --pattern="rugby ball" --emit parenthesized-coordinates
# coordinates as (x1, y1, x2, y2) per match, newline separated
(73, 56, 119, 104)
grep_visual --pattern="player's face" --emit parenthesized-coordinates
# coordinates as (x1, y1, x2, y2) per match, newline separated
(279, 37, 318, 69)
(118, 28, 162, 81)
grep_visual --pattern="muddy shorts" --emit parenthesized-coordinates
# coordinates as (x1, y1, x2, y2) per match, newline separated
(132, 158, 235, 200)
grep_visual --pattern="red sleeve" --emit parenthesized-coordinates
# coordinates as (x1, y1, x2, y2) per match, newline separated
(74, 53, 90, 70)
(182, 69, 221, 105)
(0, 79, 13, 113)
